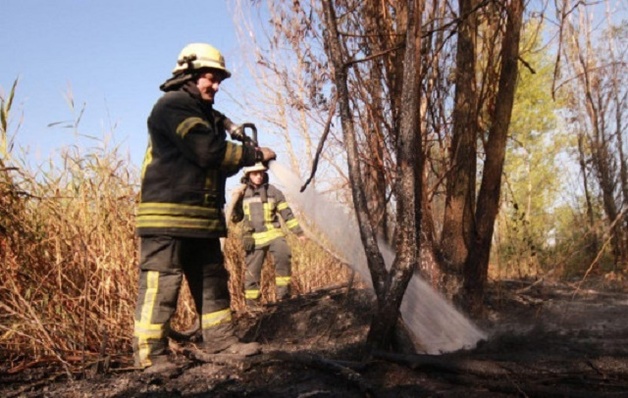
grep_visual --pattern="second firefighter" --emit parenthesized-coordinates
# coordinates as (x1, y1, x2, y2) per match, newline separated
(232, 162, 306, 306)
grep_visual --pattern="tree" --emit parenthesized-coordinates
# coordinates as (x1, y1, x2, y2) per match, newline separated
(556, 1, 628, 270)
(458, 0, 525, 313)
(237, 0, 527, 342)
(320, 0, 424, 349)
(440, 0, 480, 280)
(495, 18, 561, 278)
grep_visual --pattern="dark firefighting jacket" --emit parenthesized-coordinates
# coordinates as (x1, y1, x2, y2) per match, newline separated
(136, 85, 257, 238)
(238, 181, 303, 247)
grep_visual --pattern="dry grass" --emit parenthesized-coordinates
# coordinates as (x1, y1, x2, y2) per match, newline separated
(0, 142, 350, 374)
(224, 228, 354, 313)
(1, 145, 139, 373)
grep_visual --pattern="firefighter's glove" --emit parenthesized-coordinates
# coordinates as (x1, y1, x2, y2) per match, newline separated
(242, 135, 257, 149)
(257, 147, 277, 162)
(242, 236, 255, 253)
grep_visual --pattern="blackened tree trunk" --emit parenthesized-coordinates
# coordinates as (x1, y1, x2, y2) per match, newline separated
(321, 0, 422, 351)
(366, 0, 423, 350)
(463, 0, 524, 314)
(440, 0, 479, 283)
(320, 0, 388, 316)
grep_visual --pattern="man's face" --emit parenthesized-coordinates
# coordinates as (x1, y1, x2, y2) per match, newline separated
(249, 171, 265, 186)
(196, 70, 225, 103)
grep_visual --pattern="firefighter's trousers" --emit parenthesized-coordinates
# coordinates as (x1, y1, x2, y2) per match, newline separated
(244, 236, 292, 301)
(133, 236, 232, 368)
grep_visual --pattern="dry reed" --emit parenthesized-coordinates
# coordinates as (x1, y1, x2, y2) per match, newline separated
(1, 143, 350, 373)
(1, 144, 139, 373)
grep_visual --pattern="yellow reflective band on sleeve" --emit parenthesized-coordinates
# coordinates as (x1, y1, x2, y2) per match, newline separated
(201, 308, 232, 329)
(245, 289, 261, 300)
(277, 202, 289, 211)
(275, 276, 291, 287)
(220, 142, 243, 168)
(176, 117, 209, 138)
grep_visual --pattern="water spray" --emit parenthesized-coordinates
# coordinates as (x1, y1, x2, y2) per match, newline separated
(267, 161, 487, 354)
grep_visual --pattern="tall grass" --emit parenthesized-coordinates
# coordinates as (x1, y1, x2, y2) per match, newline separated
(224, 227, 354, 312)
(0, 84, 350, 372)
(1, 144, 139, 372)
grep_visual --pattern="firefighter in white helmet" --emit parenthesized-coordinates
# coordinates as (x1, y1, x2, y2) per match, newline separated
(133, 43, 276, 373)
(231, 162, 306, 308)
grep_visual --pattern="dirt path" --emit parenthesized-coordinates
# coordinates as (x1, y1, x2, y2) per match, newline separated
(2, 279, 628, 397)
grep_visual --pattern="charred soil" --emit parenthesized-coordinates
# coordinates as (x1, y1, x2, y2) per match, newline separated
(2, 278, 628, 397)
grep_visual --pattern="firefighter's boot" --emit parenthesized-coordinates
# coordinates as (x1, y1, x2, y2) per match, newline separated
(140, 356, 180, 379)
(201, 322, 261, 356)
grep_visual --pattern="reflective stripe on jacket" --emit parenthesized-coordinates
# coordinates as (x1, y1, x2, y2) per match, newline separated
(242, 183, 303, 247)
(137, 87, 256, 238)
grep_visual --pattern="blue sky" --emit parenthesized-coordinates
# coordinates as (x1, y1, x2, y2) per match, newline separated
(3, 1, 625, 175)
(1, 0, 254, 170)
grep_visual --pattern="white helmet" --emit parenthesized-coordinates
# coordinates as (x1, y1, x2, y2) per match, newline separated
(172, 43, 231, 78)
(243, 162, 267, 175)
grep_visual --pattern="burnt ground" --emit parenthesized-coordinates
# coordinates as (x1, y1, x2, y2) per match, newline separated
(2, 277, 628, 398)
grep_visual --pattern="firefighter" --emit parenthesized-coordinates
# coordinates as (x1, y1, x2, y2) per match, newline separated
(231, 162, 306, 307)
(133, 43, 276, 373)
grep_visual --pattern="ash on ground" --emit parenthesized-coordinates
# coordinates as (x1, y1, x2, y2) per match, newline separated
(2, 278, 628, 398)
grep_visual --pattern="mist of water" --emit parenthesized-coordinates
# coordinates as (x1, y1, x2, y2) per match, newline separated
(269, 161, 487, 354)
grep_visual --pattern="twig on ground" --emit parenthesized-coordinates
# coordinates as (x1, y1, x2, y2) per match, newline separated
(269, 351, 372, 395)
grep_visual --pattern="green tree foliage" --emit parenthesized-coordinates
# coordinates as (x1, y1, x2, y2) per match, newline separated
(494, 19, 563, 278)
